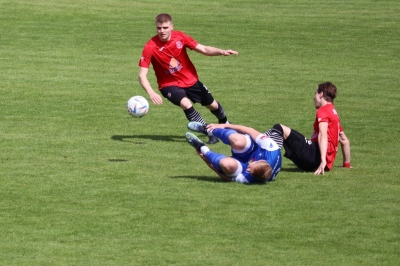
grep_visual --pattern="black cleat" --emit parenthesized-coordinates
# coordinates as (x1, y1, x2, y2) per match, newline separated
(206, 135, 219, 144)
(185, 132, 206, 151)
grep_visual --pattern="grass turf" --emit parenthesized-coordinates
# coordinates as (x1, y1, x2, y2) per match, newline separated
(0, 0, 399, 265)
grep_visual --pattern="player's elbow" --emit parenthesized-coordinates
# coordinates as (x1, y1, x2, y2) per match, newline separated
(339, 135, 350, 146)
(138, 74, 146, 84)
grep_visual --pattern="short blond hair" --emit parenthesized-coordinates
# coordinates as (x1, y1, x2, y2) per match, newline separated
(250, 161, 272, 181)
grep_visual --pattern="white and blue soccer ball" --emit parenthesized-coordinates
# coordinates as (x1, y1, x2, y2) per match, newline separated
(126, 96, 149, 118)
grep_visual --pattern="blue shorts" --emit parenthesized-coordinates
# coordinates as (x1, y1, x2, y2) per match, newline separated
(230, 134, 257, 163)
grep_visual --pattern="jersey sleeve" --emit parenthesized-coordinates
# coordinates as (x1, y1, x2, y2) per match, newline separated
(233, 174, 251, 184)
(138, 43, 152, 68)
(256, 134, 280, 151)
(180, 31, 198, 50)
(316, 108, 330, 123)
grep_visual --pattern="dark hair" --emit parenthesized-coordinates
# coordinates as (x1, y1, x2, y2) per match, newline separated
(251, 161, 272, 181)
(317, 82, 337, 103)
(155, 13, 172, 23)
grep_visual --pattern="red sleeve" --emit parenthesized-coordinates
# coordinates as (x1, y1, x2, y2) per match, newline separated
(138, 42, 152, 68)
(317, 108, 330, 123)
(180, 31, 198, 50)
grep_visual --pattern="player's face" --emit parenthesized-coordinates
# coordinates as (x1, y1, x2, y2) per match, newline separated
(156, 21, 173, 42)
(313, 90, 323, 109)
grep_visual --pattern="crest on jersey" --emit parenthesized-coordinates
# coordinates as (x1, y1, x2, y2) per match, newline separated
(176, 41, 183, 49)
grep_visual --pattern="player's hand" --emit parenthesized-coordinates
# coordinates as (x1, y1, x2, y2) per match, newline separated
(314, 161, 327, 175)
(222, 49, 239, 56)
(206, 124, 227, 131)
(149, 93, 163, 105)
(197, 150, 209, 163)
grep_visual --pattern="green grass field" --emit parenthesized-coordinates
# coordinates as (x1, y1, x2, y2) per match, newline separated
(1, 0, 399, 265)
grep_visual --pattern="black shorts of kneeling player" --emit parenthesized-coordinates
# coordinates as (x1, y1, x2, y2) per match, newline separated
(273, 124, 321, 172)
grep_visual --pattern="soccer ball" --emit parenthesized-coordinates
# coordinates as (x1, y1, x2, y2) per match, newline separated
(126, 96, 149, 118)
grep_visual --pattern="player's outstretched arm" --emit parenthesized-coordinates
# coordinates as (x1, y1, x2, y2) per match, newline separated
(207, 123, 261, 141)
(194, 44, 239, 56)
(339, 131, 351, 168)
(138, 67, 163, 105)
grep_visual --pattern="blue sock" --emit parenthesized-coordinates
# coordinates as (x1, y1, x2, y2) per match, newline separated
(205, 151, 226, 172)
(211, 128, 237, 145)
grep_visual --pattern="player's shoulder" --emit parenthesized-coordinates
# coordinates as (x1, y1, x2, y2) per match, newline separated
(150, 35, 162, 44)
(143, 36, 165, 54)
(316, 104, 330, 116)
(171, 30, 193, 41)
(317, 104, 340, 119)
(172, 30, 187, 37)
(258, 134, 280, 151)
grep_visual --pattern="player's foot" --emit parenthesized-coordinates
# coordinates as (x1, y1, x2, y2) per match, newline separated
(188, 122, 220, 144)
(207, 135, 219, 144)
(187, 122, 207, 135)
(185, 132, 206, 152)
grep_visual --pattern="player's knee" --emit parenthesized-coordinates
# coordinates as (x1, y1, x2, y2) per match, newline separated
(204, 100, 218, 110)
(180, 97, 193, 109)
(273, 124, 283, 135)
(220, 158, 239, 175)
(228, 134, 246, 149)
(274, 124, 291, 139)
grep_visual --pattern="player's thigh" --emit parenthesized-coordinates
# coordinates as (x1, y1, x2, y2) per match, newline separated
(283, 129, 308, 155)
(295, 142, 320, 171)
(231, 135, 256, 161)
(185, 81, 215, 106)
(229, 133, 250, 151)
(219, 157, 241, 175)
(283, 130, 320, 171)
(160, 86, 188, 106)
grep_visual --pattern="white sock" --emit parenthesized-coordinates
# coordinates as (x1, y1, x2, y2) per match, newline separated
(200, 146, 210, 155)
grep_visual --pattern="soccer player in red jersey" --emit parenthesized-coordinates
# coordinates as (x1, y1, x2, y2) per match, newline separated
(138, 13, 238, 144)
(270, 82, 351, 174)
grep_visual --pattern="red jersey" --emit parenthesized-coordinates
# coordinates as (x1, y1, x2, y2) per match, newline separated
(311, 104, 343, 170)
(139, 30, 199, 89)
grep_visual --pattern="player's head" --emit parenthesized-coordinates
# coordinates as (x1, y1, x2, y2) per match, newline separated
(314, 82, 337, 108)
(249, 160, 272, 181)
(155, 13, 173, 42)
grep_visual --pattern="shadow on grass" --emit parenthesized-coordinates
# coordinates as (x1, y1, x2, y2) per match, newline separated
(111, 134, 185, 143)
(108, 159, 128, 162)
(172, 175, 226, 183)
(280, 167, 304, 173)
(171, 175, 267, 185)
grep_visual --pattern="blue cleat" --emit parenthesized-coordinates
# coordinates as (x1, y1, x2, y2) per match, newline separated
(187, 122, 219, 144)
(187, 122, 207, 135)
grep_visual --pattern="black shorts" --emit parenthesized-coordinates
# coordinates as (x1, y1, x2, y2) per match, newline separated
(160, 80, 215, 107)
(283, 129, 321, 172)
